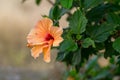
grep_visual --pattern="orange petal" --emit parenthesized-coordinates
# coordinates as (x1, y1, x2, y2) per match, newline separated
(31, 45, 43, 59)
(37, 18, 53, 32)
(53, 37, 63, 46)
(50, 26, 63, 47)
(43, 46, 51, 63)
(50, 26, 63, 38)
(27, 28, 46, 46)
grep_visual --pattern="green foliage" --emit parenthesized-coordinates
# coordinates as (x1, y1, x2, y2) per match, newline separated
(49, 5, 61, 20)
(72, 49, 81, 65)
(34, 0, 120, 79)
(60, 39, 78, 52)
(85, 56, 98, 73)
(113, 37, 120, 53)
(69, 10, 88, 34)
(60, 0, 73, 9)
(81, 38, 95, 48)
(84, 0, 103, 9)
(117, 56, 120, 66)
(87, 23, 117, 43)
(106, 13, 120, 25)
(56, 39, 78, 61)
(104, 41, 119, 58)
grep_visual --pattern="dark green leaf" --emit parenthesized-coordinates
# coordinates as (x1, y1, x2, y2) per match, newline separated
(85, 56, 98, 73)
(35, 0, 41, 5)
(81, 47, 97, 60)
(84, 0, 103, 9)
(72, 49, 81, 65)
(88, 23, 117, 43)
(56, 52, 69, 61)
(60, 8, 69, 17)
(49, 6, 61, 20)
(109, 56, 115, 64)
(86, 3, 120, 23)
(113, 37, 120, 53)
(60, 39, 78, 52)
(117, 56, 120, 66)
(106, 13, 120, 25)
(64, 52, 74, 65)
(82, 38, 95, 48)
(60, 0, 73, 9)
(95, 43, 105, 50)
(104, 41, 119, 58)
(69, 10, 88, 34)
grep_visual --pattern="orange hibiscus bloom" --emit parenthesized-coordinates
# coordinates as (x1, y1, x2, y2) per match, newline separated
(27, 18, 63, 63)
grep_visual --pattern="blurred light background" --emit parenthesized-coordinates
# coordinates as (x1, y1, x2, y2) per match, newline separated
(0, 0, 66, 80)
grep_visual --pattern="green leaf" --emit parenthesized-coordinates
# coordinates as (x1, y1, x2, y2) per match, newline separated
(86, 3, 120, 22)
(60, 0, 73, 9)
(117, 56, 120, 66)
(35, 0, 41, 5)
(90, 70, 110, 80)
(49, 6, 61, 20)
(106, 13, 120, 25)
(56, 52, 69, 61)
(82, 38, 95, 48)
(76, 35, 82, 40)
(95, 43, 105, 50)
(72, 49, 81, 65)
(81, 47, 97, 61)
(113, 37, 120, 53)
(84, 0, 103, 9)
(104, 41, 119, 58)
(60, 39, 78, 52)
(88, 23, 117, 43)
(85, 56, 98, 73)
(69, 10, 88, 34)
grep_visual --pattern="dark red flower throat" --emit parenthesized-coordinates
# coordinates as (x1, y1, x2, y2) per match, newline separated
(45, 34, 54, 41)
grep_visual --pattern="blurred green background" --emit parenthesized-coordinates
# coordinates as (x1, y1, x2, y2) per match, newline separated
(0, 0, 65, 80)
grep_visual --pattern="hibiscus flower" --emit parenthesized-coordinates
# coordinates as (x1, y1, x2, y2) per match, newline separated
(27, 18, 63, 63)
